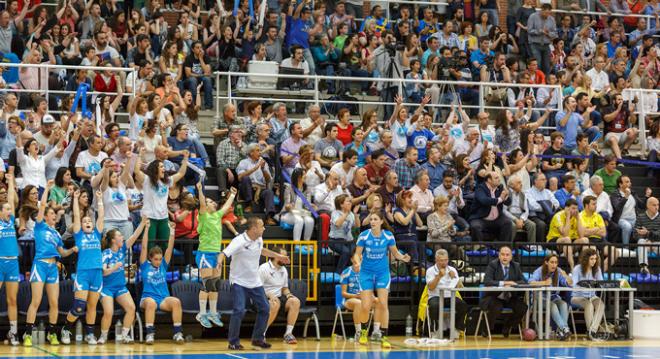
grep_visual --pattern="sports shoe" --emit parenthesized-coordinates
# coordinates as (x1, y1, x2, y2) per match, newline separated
(173, 332, 184, 344)
(283, 333, 297, 344)
(354, 332, 361, 342)
(48, 332, 60, 345)
(251, 340, 271, 350)
(358, 329, 368, 345)
(85, 334, 97, 345)
(381, 336, 391, 349)
(196, 313, 212, 328)
(122, 335, 134, 344)
(228, 343, 244, 350)
(22, 333, 32, 347)
(208, 313, 224, 327)
(145, 333, 155, 345)
(96, 333, 107, 345)
(370, 331, 382, 342)
(7, 332, 19, 346)
(60, 328, 71, 345)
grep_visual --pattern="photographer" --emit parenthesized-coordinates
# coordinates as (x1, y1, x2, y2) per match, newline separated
(371, 32, 405, 92)
(489, 27, 519, 56)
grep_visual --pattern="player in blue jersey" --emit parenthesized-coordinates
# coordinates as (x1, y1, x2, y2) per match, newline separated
(0, 174, 20, 345)
(24, 180, 78, 347)
(139, 221, 184, 344)
(98, 217, 150, 344)
(354, 211, 410, 348)
(339, 248, 379, 342)
(60, 189, 105, 345)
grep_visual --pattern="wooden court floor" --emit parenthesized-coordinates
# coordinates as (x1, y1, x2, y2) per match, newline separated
(2, 337, 660, 358)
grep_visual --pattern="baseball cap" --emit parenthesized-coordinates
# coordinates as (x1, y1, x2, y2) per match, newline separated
(42, 114, 56, 125)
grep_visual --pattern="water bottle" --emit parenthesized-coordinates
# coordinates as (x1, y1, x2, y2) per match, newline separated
(75, 321, 83, 344)
(37, 322, 45, 345)
(235, 204, 244, 218)
(405, 314, 413, 337)
(31, 324, 37, 343)
(115, 320, 122, 342)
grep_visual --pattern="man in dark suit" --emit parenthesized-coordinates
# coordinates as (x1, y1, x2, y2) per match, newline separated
(479, 246, 528, 337)
(468, 172, 513, 242)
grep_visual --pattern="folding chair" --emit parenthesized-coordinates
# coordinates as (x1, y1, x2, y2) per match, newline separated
(474, 286, 523, 340)
(330, 284, 372, 339)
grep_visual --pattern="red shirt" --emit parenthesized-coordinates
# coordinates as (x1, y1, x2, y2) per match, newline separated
(336, 123, 354, 146)
(364, 163, 390, 186)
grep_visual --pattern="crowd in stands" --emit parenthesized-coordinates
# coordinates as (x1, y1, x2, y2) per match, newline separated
(0, 0, 658, 346)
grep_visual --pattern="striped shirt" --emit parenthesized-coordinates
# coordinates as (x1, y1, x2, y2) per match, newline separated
(634, 211, 660, 242)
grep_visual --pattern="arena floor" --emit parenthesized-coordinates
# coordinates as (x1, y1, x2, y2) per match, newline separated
(2, 338, 660, 359)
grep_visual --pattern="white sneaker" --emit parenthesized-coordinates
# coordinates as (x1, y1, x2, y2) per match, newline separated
(173, 332, 184, 344)
(85, 334, 97, 345)
(122, 334, 134, 344)
(370, 331, 382, 342)
(60, 328, 72, 345)
(145, 333, 155, 345)
(97, 334, 107, 345)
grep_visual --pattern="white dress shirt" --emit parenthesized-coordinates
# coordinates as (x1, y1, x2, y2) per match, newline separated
(425, 264, 459, 299)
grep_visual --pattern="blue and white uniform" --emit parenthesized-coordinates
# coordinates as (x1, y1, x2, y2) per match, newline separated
(31, 220, 64, 284)
(0, 215, 19, 282)
(340, 266, 362, 299)
(140, 260, 170, 309)
(356, 229, 396, 291)
(101, 243, 129, 298)
(73, 229, 103, 292)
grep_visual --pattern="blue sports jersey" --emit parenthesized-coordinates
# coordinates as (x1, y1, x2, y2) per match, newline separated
(340, 266, 361, 295)
(140, 260, 170, 300)
(102, 243, 127, 287)
(0, 215, 18, 257)
(74, 229, 103, 270)
(34, 220, 63, 260)
(356, 229, 395, 274)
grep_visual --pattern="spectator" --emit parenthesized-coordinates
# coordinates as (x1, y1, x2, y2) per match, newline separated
(611, 175, 647, 245)
(594, 155, 622, 194)
(330, 149, 357, 189)
(263, 25, 284, 63)
(300, 105, 325, 143)
(376, 170, 402, 211)
(280, 123, 307, 175)
(393, 147, 421, 189)
(286, 3, 318, 76)
(347, 167, 376, 213)
(526, 173, 560, 243)
(216, 126, 245, 194)
(468, 172, 513, 242)
(425, 249, 467, 336)
(527, 4, 557, 75)
(236, 144, 277, 225)
(571, 248, 606, 339)
(278, 167, 315, 242)
(505, 176, 536, 243)
(636, 197, 660, 274)
(168, 123, 209, 169)
(314, 123, 343, 170)
(364, 149, 390, 186)
(392, 190, 422, 270)
(547, 198, 587, 269)
(555, 174, 583, 210)
(184, 41, 213, 110)
(75, 134, 108, 190)
(314, 171, 345, 213)
(296, 145, 325, 195)
(269, 103, 292, 145)
(542, 132, 570, 182)
(603, 93, 639, 160)
(529, 254, 573, 340)
(329, 194, 359, 273)
(409, 171, 434, 221)
(420, 147, 445, 192)
(345, 128, 368, 168)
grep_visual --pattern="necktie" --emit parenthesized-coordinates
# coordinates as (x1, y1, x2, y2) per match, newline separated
(504, 266, 510, 280)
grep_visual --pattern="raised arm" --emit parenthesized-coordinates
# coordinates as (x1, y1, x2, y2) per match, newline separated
(219, 187, 237, 215)
(37, 180, 54, 223)
(170, 151, 189, 184)
(163, 222, 176, 264)
(72, 189, 82, 233)
(139, 217, 149, 264)
(5, 173, 15, 214)
(95, 189, 104, 232)
(127, 216, 149, 248)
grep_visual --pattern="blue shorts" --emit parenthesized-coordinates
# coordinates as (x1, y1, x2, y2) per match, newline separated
(0, 258, 19, 282)
(195, 251, 218, 270)
(101, 285, 129, 299)
(359, 271, 391, 291)
(75, 269, 103, 293)
(30, 260, 59, 284)
(140, 296, 166, 310)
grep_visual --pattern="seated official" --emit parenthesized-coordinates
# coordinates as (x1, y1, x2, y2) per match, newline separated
(571, 248, 606, 339)
(425, 249, 467, 336)
(340, 250, 377, 341)
(529, 254, 573, 340)
(480, 246, 528, 338)
(258, 248, 300, 345)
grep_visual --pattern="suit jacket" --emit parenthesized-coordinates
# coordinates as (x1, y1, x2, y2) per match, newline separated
(468, 183, 512, 221)
(483, 258, 528, 298)
(610, 190, 646, 224)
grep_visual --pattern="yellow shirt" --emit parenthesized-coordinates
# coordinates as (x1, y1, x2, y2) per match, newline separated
(579, 210, 605, 238)
(546, 210, 579, 241)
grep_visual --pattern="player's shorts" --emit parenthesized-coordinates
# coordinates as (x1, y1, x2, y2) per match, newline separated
(196, 251, 219, 270)
(30, 260, 59, 284)
(75, 269, 103, 293)
(101, 285, 129, 299)
(0, 258, 19, 282)
(359, 270, 391, 291)
(140, 296, 166, 311)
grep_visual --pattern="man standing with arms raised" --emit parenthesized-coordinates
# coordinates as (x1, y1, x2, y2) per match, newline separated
(217, 218, 290, 350)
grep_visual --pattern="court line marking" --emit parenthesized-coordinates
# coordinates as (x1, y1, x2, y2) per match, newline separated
(223, 354, 248, 359)
(31, 345, 61, 358)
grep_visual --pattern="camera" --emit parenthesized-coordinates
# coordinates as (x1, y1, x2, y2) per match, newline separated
(384, 41, 405, 57)
(483, 55, 495, 69)
(438, 54, 466, 79)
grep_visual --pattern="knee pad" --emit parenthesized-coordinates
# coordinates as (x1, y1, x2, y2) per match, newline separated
(71, 298, 87, 317)
(202, 277, 216, 292)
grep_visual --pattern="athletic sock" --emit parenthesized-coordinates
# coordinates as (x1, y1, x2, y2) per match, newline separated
(146, 324, 155, 334)
(85, 325, 94, 336)
(199, 298, 207, 315)
(373, 322, 381, 334)
(355, 323, 362, 335)
(9, 321, 17, 334)
(173, 323, 182, 334)
(121, 327, 131, 337)
(209, 299, 218, 314)
(381, 328, 388, 337)
(285, 325, 294, 336)
(101, 330, 109, 337)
